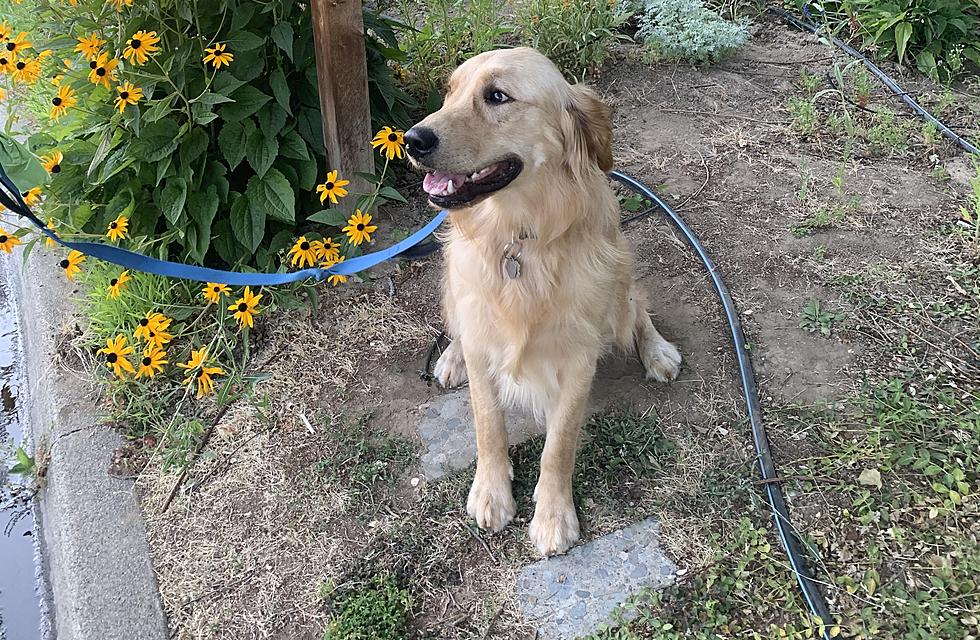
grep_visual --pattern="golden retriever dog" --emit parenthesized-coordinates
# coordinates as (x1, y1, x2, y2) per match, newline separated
(404, 48, 682, 556)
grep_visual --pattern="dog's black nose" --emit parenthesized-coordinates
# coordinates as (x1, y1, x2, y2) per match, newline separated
(405, 126, 439, 157)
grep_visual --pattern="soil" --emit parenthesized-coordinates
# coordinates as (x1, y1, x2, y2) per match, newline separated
(137, 15, 979, 640)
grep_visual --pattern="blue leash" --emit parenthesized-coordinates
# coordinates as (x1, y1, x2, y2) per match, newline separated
(0, 162, 447, 286)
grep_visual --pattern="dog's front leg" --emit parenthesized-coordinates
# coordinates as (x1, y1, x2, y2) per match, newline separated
(463, 346, 516, 532)
(529, 358, 596, 556)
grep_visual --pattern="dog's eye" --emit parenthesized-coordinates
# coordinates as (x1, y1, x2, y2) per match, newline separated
(484, 88, 511, 105)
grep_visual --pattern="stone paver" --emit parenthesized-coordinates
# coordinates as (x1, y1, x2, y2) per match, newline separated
(516, 518, 677, 639)
(418, 390, 543, 479)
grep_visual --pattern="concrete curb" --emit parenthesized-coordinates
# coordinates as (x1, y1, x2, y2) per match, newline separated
(8, 252, 169, 640)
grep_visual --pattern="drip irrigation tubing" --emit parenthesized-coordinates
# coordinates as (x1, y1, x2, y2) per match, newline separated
(769, 4, 980, 156)
(420, 170, 835, 637)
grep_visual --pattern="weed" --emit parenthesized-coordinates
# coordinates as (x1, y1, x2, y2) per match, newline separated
(620, 193, 652, 213)
(323, 575, 411, 640)
(922, 120, 940, 146)
(929, 164, 951, 183)
(826, 110, 857, 142)
(867, 109, 913, 153)
(798, 67, 821, 97)
(956, 158, 980, 240)
(797, 162, 812, 202)
(516, 0, 629, 80)
(849, 66, 874, 107)
(787, 97, 818, 136)
(792, 205, 846, 237)
(311, 415, 416, 497)
(813, 245, 828, 261)
(630, 0, 749, 63)
(831, 161, 847, 196)
(799, 299, 842, 336)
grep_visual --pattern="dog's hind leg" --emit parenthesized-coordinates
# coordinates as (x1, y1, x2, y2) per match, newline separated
(463, 347, 516, 533)
(434, 338, 469, 388)
(627, 282, 682, 383)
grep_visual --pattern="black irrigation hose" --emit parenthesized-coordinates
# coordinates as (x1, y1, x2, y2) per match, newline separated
(769, 5, 980, 156)
(415, 172, 834, 636)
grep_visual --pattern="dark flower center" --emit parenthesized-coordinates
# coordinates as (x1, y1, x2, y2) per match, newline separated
(96, 67, 106, 76)
(0, 58, 7, 65)
(21, 191, 28, 197)
(89, 60, 97, 69)
(387, 133, 398, 142)
(197, 369, 207, 378)
(139, 318, 149, 327)
(16, 61, 25, 70)
(110, 222, 118, 228)
(106, 353, 118, 363)
(148, 331, 155, 338)
(51, 165, 61, 173)
(130, 39, 141, 49)
(110, 278, 118, 286)
(325, 182, 334, 189)
(300, 241, 310, 251)
(6, 43, 14, 51)
(0, 235, 7, 243)
(52, 97, 62, 106)
(213, 286, 220, 292)
(356, 223, 365, 231)
(120, 91, 129, 99)
(142, 356, 151, 366)
(60, 259, 70, 268)
(237, 302, 248, 312)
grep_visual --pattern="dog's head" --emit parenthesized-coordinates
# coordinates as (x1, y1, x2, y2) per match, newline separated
(405, 48, 613, 210)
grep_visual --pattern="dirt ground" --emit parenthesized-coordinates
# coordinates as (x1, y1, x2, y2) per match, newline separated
(136, 16, 979, 640)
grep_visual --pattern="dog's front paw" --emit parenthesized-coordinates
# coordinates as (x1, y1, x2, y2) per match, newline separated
(529, 495, 580, 557)
(641, 336, 682, 383)
(434, 340, 468, 388)
(467, 465, 516, 533)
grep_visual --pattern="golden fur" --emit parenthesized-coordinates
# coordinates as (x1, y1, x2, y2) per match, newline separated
(410, 48, 682, 556)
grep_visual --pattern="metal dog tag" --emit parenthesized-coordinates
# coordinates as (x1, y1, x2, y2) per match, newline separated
(504, 255, 521, 279)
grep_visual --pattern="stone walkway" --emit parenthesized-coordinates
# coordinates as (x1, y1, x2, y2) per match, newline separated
(417, 391, 678, 639)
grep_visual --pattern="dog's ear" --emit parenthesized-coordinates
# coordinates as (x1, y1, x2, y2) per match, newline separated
(562, 84, 614, 174)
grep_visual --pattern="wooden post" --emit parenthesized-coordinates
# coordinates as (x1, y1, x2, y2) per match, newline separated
(310, 0, 373, 215)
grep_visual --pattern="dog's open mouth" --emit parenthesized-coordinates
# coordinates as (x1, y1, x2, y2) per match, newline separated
(422, 158, 523, 208)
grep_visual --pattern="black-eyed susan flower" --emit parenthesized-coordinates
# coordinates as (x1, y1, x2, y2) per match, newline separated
(322, 255, 347, 286)
(37, 49, 52, 61)
(74, 33, 104, 61)
(144, 324, 173, 350)
(317, 236, 341, 262)
(203, 43, 233, 69)
(0, 22, 11, 42)
(343, 209, 377, 246)
(88, 52, 118, 89)
(0, 87, 5, 101)
(316, 170, 350, 205)
(178, 347, 224, 397)
(0, 55, 14, 75)
(134, 311, 170, 341)
(114, 82, 142, 113)
(0, 227, 21, 253)
(107, 0, 133, 12)
(371, 126, 405, 160)
(288, 236, 319, 268)
(41, 151, 63, 174)
(106, 214, 128, 241)
(4, 32, 32, 57)
(122, 31, 160, 66)
(60, 250, 85, 280)
(45, 218, 57, 248)
(50, 84, 76, 120)
(228, 286, 261, 329)
(50, 74, 63, 86)
(135, 346, 167, 379)
(107, 270, 130, 298)
(97, 335, 135, 379)
(202, 282, 231, 304)
(12, 57, 41, 84)
(22, 187, 41, 206)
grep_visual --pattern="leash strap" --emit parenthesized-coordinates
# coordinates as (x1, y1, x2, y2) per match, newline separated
(0, 161, 447, 285)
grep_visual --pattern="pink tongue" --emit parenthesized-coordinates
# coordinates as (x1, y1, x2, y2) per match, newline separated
(423, 171, 467, 195)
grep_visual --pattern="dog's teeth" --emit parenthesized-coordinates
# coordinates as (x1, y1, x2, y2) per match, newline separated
(470, 172, 479, 180)
(447, 180, 455, 195)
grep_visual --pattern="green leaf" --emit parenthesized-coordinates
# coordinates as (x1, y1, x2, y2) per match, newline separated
(278, 128, 309, 161)
(245, 127, 279, 177)
(142, 94, 175, 123)
(225, 31, 266, 52)
(186, 187, 219, 263)
(379, 185, 407, 204)
(136, 119, 181, 162)
(218, 121, 248, 170)
(915, 49, 938, 79)
(293, 157, 318, 190)
(71, 202, 94, 228)
(271, 22, 294, 61)
(894, 21, 912, 64)
(246, 168, 295, 224)
(231, 192, 264, 253)
(257, 103, 288, 139)
(269, 67, 292, 115)
(212, 216, 243, 263)
(212, 73, 246, 96)
(307, 208, 348, 227)
(0, 131, 48, 188)
(160, 177, 188, 226)
(180, 127, 210, 166)
(219, 85, 271, 123)
(192, 91, 235, 107)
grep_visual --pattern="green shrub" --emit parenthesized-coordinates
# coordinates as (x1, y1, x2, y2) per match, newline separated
(3, 0, 413, 271)
(515, 0, 630, 80)
(627, 0, 748, 63)
(323, 576, 411, 640)
(843, 0, 980, 81)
